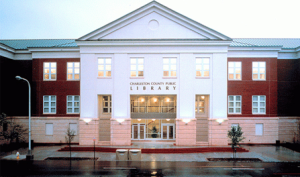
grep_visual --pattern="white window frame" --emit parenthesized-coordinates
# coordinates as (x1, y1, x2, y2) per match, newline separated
(252, 62, 266, 80)
(255, 123, 263, 136)
(228, 62, 242, 80)
(43, 62, 57, 81)
(67, 96, 80, 114)
(163, 58, 177, 77)
(67, 62, 80, 80)
(98, 58, 112, 77)
(252, 95, 266, 114)
(69, 123, 78, 135)
(228, 95, 242, 114)
(43, 95, 56, 114)
(45, 123, 53, 135)
(130, 58, 144, 77)
(196, 58, 210, 78)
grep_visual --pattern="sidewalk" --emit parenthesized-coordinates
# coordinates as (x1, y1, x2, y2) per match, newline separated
(1, 143, 300, 162)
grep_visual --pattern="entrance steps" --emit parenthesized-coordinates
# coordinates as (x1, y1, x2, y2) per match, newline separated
(196, 142, 209, 146)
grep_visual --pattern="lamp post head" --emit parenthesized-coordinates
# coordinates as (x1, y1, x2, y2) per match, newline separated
(15, 76, 22, 80)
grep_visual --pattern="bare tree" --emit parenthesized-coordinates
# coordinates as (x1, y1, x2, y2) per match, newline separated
(65, 127, 76, 159)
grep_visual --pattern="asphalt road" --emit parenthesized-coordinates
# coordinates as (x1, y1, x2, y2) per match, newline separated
(1, 160, 300, 176)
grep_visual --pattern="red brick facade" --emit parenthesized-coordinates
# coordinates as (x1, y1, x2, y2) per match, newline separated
(32, 58, 80, 117)
(227, 58, 277, 117)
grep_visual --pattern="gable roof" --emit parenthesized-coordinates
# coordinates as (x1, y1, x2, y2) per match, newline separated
(0, 39, 78, 50)
(77, 1, 232, 41)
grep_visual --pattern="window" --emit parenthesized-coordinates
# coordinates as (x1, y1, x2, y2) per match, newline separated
(195, 95, 206, 114)
(45, 123, 53, 135)
(69, 123, 77, 135)
(231, 124, 239, 130)
(102, 96, 112, 113)
(130, 96, 176, 113)
(67, 62, 80, 80)
(252, 96, 266, 114)
(228, 96, 241, 114)
(196, 58, 209, 77)
(98, 58, 111, 77)
(43, 96, 56, 114)
(67, 96, 80, 114)
(163, 58, 176, 77)
(228, 62, 241, 80)
(252, 62, 266, 80)
(130, 58, 144, 77)
(255, 123, 263, 135)
(44, 62, 56, 80)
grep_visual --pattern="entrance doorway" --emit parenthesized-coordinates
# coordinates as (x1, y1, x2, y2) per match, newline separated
(132, 124, 145, 140)
(161, 124, 175, 140)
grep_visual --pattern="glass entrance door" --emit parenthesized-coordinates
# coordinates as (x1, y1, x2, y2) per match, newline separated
(161, 124, 175, 140)
(132, 124, 145, 140)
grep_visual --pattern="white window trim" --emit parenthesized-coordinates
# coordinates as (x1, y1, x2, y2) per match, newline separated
(195, 58, 210, 78)
(252, 95, 266, 114)
(43, 62, 57, 81)
(228, 61, 242, 80)
(98, 58, 112, 77)
(67, 62, 80, 81)
(255, 123, 264, 136)
(130, 58, 144, 78)
(43, 95, 56, 114)
(66, 95, 80, 114)
(252, 61, 266, 81)
(163, 58, 177, 77)
(228, 95, 242, 114)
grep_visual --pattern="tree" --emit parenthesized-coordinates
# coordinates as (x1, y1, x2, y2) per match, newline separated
(151, 126, 158, 138)
(227, 125, 245, 158)
(0, 113, 28, 144)
(65, 127, 76, 159)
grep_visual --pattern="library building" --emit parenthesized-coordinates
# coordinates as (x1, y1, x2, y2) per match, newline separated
(1, 1, 300, 146)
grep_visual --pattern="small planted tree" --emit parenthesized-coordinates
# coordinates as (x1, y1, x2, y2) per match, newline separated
(227, 125, 245, 158)
(65, 127, 76, 159)
(151, 126, 158, 138)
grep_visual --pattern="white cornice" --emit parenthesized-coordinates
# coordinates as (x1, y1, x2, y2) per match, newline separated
(28, 47, 79, 52)
(76, 40, 232, 47)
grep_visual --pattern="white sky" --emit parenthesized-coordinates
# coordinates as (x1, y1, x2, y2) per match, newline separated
(0, 0, 299, 39)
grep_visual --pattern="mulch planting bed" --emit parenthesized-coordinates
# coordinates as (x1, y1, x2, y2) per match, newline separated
(58, 147, 249, 153)
(207, 158, 262, 162)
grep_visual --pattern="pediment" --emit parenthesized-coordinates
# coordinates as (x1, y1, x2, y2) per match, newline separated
(78, 1, 231, 41)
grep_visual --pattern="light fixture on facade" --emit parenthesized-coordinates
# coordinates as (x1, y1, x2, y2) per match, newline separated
(137, 119, 141, 121)
(116, 119, 125, 125)
(216, 119, 224, 125)
(83, 118, 92, 125)
(166, 119, 170, 121)
(182, 119, 190, 125)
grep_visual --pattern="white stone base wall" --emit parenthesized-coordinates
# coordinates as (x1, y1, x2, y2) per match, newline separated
(79, 119, 99, 145)
(5, 116, 79, 144)
(110, 118, 131, 146)
(278, 117, 300, 143)
(176, 119, 196, 146)
(228, 117, 279, 144)
(208, 119, 228, 146)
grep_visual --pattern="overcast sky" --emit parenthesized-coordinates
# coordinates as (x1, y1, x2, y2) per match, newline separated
(1, 0, 299, 39)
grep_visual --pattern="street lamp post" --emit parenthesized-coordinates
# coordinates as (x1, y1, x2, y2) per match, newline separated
(15, 76, 33, 160)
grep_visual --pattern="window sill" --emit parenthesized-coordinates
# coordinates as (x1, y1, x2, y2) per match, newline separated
(43, 80, 57, 81)
(97, 77, 112, 79)
(67, 79, 80, 81)
(228, 113, 242, 115)
(252, 113, 266, 115)
(162, 77, 177, 79)
(252, 79, 266, 81)
(195, 77, 210, 79)
(43, 113, 56, 114)
(130, 77, 144, 79)
(228, 79, 242, 81)
(67, 113, 80, 114)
